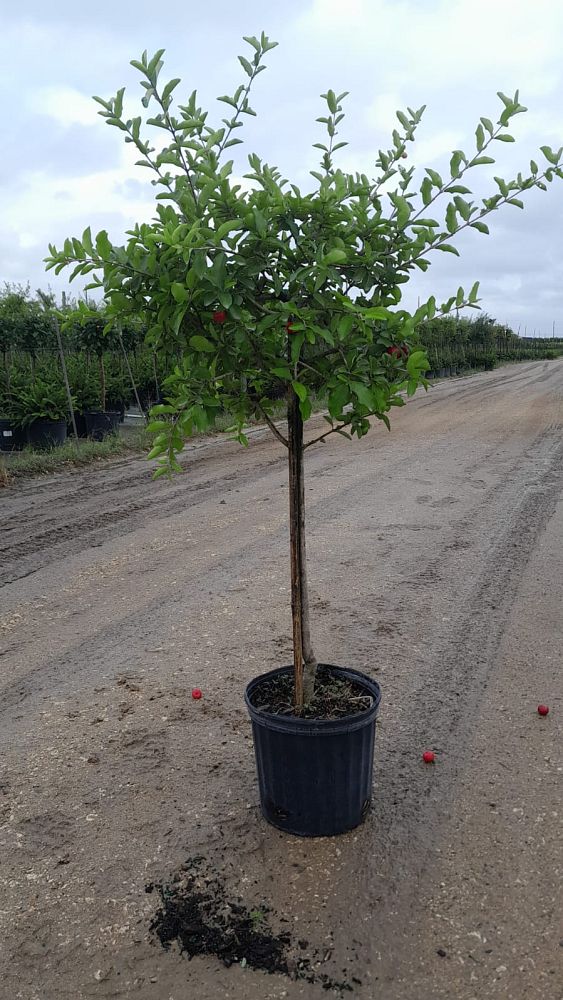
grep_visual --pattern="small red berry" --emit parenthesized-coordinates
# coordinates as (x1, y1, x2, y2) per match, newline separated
(422, 751, 435, 763)
(537, 704, 549, 716)
(191, 688, 203, 700)
(212, 310, 227, 325)
(386, 345, 402, 357)
(286, 320, 296, 333)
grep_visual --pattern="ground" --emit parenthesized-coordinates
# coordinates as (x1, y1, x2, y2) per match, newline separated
(0, 360, 561, 1000)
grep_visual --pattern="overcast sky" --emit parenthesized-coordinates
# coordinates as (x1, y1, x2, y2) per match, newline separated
(2, 0, 563, 335)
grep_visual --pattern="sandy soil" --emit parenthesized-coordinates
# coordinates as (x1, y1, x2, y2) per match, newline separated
(1, 360, 562, 1000)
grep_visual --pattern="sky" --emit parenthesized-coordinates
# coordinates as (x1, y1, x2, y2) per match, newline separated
(2, 0, 563, 336)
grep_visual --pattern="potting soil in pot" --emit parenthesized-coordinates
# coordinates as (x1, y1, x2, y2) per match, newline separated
(249, 666, 373, 719)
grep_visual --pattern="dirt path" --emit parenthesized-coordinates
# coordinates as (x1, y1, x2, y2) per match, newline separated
(1, 360, 561, 1000)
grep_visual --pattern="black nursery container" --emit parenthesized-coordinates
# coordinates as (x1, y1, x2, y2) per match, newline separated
(27, 419, 67, 450)
(245, 664, 381, 838)
(84, 410, 121, 441)
(0, 419, 25, 451)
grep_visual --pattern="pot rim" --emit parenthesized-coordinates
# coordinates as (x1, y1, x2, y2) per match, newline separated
(245, 663, 381, 736)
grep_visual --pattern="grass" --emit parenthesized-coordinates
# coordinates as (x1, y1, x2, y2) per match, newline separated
(0, 398, 314, 486)
(0, 427, 152, 485)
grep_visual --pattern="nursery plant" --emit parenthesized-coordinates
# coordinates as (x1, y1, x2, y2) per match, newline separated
(46, 33, 563, 835)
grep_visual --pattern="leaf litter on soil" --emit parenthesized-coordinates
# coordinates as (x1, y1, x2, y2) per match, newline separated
(249, 666, 372, 720)
(147, 857, 353, 992)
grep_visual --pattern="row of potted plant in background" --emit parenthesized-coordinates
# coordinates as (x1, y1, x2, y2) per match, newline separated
(0, 355, 142, 450)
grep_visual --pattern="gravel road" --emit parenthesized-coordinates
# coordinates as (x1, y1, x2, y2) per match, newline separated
(1, 360, 562, 1000)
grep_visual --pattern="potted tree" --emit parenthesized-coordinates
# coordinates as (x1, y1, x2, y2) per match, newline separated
(46, 35, 563, 836)
(11, 374, 70, 449)
(72, 309, 121, 439)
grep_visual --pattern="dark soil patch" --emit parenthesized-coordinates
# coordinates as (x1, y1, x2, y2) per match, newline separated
(148, 857, 353, 992)
(249, 666, 373, 720)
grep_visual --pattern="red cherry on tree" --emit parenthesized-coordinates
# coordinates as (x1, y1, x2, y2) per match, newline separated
(537, 704, 549, 716)
(422, 750, 435, 763)
(212, 310, 227, 324)
(191, 688, 203, 700)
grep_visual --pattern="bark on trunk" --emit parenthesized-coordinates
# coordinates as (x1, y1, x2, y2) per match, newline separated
(287, 386, 318, 710)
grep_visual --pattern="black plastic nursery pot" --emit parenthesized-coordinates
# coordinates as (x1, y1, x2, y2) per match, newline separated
(69, 413, 88, 438)
(27, 419, 67, 450)
(245, 664, 381, 838)
(0, 418, 25, 451)
(84, 410, 121, 441)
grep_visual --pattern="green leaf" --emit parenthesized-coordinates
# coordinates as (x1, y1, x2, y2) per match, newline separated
(171, 282, 189, 303)
(328, 383, 349, 418)
(323, 248, 347, 265)
(351, 382, 374, 408)
(216, 219, 242, 240)
(337, 314, 355, 338)
(162, 78, 181, 104)
(292, 380, 308, 402)
(472, 156, 495, 165)
(238, 55, 254, 77)
(150, 404, 176, 415)
(495, 133, 515, 142)
(326, 89, 337, 113)
(480, 117, 494, 135)
(445, 202, 458, 234)
(507, 197, 524, 208)
(425, 168, 443, 187)
(189, 335, 215, 352)
(420, 177, 433, 206)
(540, 145, 560, 165)
(95, 230, 112, 260)
(454, 196, 472, 221)
(395, 195, 411, 229)
(81, 227, 94, 254)
(436, 243, 460, 256)
(290, 333, 304, 363)
(475, 124, 485, 151)
(147, 420, 170, 433)
(471, 220, 489, 234)
(299, 396, 312, 421)
(361, 306, 391, 321)
(450, 150, 463, 178)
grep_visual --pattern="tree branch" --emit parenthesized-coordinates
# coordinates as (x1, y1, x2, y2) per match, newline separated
(304, 417, 352, 449)
(256, 402, 289, 447)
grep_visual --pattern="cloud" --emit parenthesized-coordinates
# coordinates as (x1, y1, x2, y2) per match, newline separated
(29, 85, 100, 127)
(0, 0, 562, 334)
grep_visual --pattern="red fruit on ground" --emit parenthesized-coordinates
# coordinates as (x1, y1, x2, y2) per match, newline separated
(212, 310, 227, 324)
(191, 688, 203, 700)
(422, 751, 435, 763)
(537, 704, 549, 716)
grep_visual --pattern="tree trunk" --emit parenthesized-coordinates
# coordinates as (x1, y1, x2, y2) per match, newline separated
(287, 386, 318, 711)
